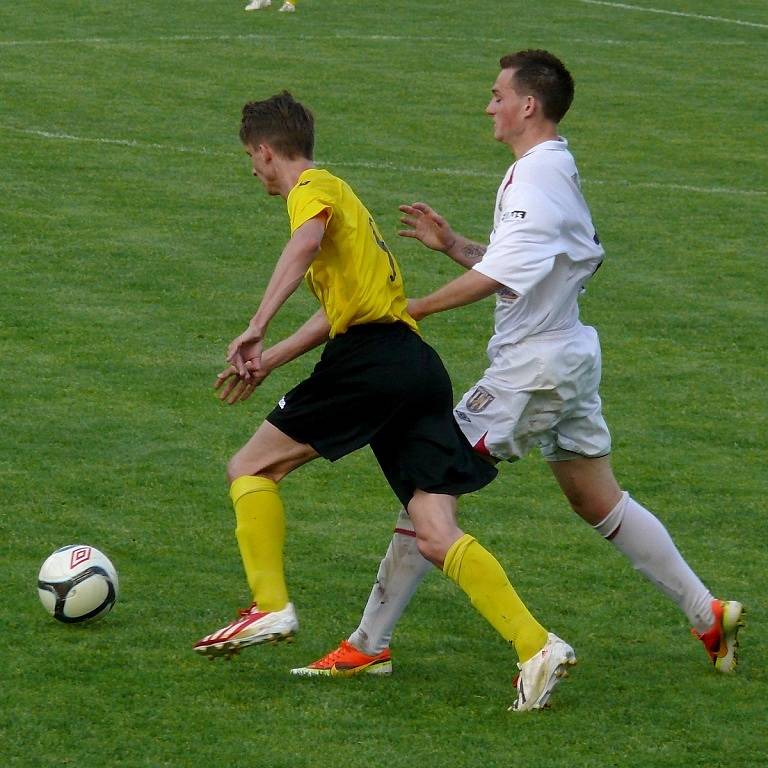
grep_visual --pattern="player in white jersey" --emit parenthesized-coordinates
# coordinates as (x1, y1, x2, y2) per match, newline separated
(453, 135, 609, 463)
(291, 50, 744, 690)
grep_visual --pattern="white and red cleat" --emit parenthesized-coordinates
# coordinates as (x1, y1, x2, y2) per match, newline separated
(193, 602, 298, 658)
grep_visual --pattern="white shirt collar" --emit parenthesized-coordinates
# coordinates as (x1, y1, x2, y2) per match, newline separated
(520, 137, 568, 160)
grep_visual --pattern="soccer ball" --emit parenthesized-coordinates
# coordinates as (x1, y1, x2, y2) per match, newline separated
(37, 544, 119, 623)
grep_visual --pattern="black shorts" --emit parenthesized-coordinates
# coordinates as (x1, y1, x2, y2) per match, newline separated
(266, 322, 497, 507)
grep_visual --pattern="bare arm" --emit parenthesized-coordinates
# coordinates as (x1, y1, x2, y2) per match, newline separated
(398, 202, 487, 268)
(409, 269, 502, 321)
(227, 215, 326, 378)
(446, 238, 488, 269)
(260, 308, 330, 370)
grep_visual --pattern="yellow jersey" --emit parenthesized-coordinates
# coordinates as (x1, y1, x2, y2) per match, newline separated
(286, 168, 418, 338)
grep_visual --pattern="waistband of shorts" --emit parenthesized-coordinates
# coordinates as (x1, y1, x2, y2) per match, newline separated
(334, 321, 414, 338)
(522, 322, 592, 342)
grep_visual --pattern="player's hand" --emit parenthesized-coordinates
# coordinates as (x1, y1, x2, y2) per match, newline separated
(227, 326, 264, 380)
(214, 361, 269, 404)
(214, 365, 255, 404)
(398, 202, 456, 253)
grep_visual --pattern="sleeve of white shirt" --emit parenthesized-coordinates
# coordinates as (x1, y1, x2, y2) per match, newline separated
(473, 181, 562, 297)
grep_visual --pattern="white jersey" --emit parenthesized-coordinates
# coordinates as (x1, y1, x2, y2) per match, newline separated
(472, 138, 604, 361)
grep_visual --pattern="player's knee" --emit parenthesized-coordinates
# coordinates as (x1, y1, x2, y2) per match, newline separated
(563, 487, 589, 517)
(226, 454, 283, 485)
(415, 536, 445, 567)
(565, 486, 623, 525)
(414, 525, 461, 566)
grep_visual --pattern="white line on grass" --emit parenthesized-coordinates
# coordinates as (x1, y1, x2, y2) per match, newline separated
(3, 125, 765, 198)
(0, 29, 760, 48)
(0, 32, 495, 47)
(8, 127, 221, 155)
(577, 0, 768, 30)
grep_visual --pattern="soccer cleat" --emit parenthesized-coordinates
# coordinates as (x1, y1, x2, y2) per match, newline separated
(244, 0, 271, 10)
(290, 640, 392, 677)
(509, 633, 576, 712)
(193, 602, 298, 658)
(278, 1, 296, 11)
(693, 599, 745, 673)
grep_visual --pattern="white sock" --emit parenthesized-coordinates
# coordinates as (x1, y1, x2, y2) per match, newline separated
(595, 492, 714, 632)
(348, 508, 433, 655)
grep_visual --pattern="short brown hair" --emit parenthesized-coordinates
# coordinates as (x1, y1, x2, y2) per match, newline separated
(499, 50, 574, 123)
(239, 91, 315, 159)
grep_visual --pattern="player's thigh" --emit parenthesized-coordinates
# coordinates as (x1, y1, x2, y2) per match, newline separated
(541, 327, 612, 460)
(548, 454, 622, 524)
(228, 420, 319, 483)
(455, 331, 591, 460)
(372, 366, 497, 507)
(543, 402, 612, 462)
(269, 323, 451, 463)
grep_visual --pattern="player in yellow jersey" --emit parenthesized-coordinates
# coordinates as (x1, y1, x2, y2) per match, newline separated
(193, 92, 576, 711)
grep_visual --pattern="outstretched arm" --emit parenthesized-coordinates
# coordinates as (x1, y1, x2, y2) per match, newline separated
(227, 215, 326, 379)
(399, 202, 487, 269)
(408, 269, 502, 321)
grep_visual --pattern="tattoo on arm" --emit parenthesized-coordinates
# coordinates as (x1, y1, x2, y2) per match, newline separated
(462, 243, 487, 265)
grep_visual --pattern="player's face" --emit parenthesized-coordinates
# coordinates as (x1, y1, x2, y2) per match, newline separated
(486, 69, 532, 144)
(245, 142, 280, 195)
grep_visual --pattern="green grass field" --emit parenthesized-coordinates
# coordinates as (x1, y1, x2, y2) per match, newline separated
(1, 1, 766, 766)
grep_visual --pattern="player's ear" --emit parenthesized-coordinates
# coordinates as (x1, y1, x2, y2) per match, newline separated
(257, 142, 274, 163)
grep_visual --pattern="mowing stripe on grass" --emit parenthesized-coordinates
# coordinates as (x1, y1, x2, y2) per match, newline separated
(0, 28, 763, 48)
(3, 125, 765, 199)
(1, 32, 607, 48)
(0, 32, 489, 47)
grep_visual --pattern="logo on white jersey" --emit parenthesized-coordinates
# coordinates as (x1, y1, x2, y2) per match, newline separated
(501, 209, 527, 222)
(465, 386, 495, 413)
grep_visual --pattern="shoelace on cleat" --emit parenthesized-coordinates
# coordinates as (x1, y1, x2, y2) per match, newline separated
(315, 641, 355, 667)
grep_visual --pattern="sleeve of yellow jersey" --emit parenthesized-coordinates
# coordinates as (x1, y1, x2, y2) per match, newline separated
(288, 174, 336, 234)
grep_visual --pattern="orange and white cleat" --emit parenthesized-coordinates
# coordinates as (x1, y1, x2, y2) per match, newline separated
(693, 599, 745, 672)
(193, 602, 298, 658)
(290, 640, 392, 677)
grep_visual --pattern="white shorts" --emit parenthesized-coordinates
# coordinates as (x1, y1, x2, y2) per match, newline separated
(453, 323, 611, 462)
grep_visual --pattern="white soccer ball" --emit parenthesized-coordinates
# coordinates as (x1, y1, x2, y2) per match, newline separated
(37, 544, 119, 623)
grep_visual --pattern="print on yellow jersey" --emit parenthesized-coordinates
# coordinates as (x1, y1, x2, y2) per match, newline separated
(286, 168, 418, 338)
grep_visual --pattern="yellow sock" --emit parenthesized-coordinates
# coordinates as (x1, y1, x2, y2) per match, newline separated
(443, 534, 548, 662)
(230, 475, 289, 612)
